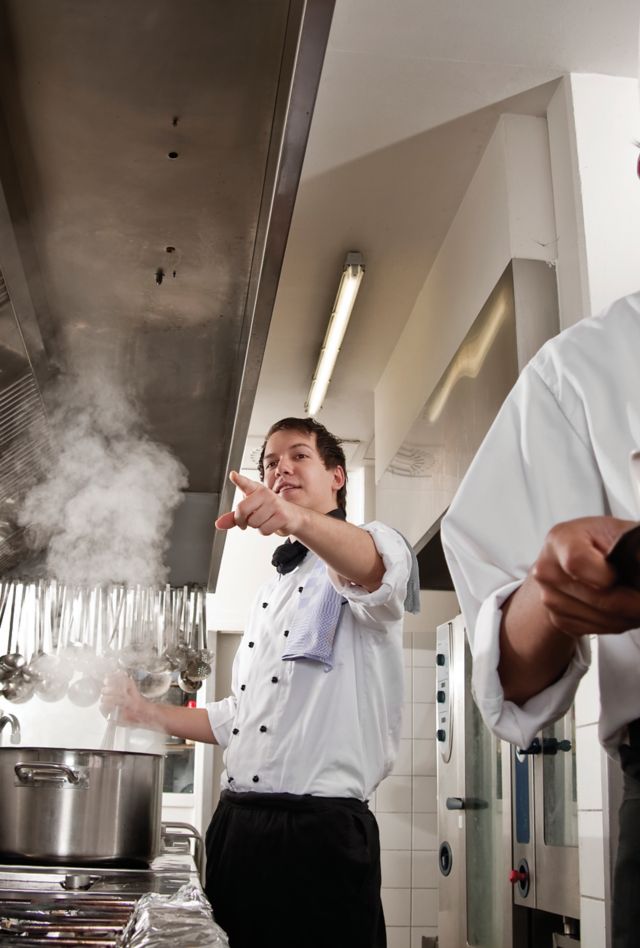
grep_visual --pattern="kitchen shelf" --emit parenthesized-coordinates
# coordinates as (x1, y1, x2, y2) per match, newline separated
(165, 742, 195, 754)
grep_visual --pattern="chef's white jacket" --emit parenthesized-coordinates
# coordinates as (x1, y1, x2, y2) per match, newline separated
(206, 522, 411, 798)
(442, 291, 640, 756)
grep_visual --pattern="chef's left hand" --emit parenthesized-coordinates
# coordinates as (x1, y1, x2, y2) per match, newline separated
(215, 471, 301, 536)
(100, 671, 152, 728)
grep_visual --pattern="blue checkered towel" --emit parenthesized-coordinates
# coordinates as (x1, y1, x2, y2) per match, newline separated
(281, 559, 344, 671)
(282, 530, 420, 671)
(281, 531, 420, 670)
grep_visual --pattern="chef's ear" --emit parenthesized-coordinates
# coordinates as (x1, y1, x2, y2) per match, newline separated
(332, 465, 346, 490)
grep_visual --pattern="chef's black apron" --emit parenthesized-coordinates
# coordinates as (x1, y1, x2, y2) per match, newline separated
(613, 719, 640, 948)
(205, 790, 386, 948)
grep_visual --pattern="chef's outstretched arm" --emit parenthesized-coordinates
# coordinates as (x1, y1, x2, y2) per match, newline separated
(216, 471, 385, 592)
(500, 515, 640, 705)
(100, 673, 218, 744)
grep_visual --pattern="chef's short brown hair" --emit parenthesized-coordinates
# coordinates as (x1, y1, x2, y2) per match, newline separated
(258, 417, 347, 511)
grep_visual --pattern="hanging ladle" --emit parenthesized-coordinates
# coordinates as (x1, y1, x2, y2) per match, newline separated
(0, 584, 27, 677)
(1, 584, 35, 704)
(0, 583, 12, 682)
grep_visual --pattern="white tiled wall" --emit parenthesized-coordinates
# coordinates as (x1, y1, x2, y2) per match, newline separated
(580, 895, 607, 948)
(374, 589, 458, 946)
(574, 638, 610, 948)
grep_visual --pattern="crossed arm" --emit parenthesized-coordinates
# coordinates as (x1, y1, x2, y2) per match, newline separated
(499, 516, 640, 705)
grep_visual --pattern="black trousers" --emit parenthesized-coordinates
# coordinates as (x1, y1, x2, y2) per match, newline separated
(204, 790, 386, 948)
(613, 724, 640, 948)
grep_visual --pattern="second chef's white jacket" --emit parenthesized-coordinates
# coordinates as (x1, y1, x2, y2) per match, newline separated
(442, 291, 640, 757)
(206, 521, 411, 798)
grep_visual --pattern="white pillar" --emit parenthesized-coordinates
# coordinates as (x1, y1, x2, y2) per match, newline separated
(547, 74, 640, 328)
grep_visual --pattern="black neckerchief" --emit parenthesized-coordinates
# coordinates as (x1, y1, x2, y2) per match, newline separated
(271, 507, 346, 575)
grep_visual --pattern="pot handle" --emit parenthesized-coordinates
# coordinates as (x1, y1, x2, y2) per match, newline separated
(161, 821, 204, 878)
(15, 762, 86, 787)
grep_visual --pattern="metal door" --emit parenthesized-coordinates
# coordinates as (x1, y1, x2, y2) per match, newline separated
(437, 615, 513, 948)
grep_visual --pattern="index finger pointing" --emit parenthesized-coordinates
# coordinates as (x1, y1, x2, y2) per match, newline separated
(230, 470, 260, 495)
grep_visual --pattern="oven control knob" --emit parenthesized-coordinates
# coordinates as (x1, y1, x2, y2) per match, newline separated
(436, 690, 446, 703)
(436, 728, 446, 742)
(509, 860, 530, 897)
(436, 653, 445, 666)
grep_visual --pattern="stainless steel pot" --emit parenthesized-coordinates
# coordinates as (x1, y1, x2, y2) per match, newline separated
(0, 747, 164, 865)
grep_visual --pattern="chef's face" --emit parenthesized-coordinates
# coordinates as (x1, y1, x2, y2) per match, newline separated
(262, 428, 345, 514)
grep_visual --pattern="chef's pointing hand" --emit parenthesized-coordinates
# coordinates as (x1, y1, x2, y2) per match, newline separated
(230, 471, 259, 496)
(215, 471, 300, 537)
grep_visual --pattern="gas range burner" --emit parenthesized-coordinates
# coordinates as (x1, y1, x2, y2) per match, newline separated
(1, 897, 135, 945)
(0, 853, 200, 946)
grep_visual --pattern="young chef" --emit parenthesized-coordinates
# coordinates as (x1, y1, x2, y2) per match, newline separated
(440, 293, 640, 948)
(101, 416, 414, 948)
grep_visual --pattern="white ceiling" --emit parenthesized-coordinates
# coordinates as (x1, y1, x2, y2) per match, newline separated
(246, 0, 639, 464)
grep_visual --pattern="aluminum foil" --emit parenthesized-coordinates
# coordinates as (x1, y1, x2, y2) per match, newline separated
(118, 883, 229, 947)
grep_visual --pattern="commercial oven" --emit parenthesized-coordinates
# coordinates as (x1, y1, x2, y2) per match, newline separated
(437, 615, 581, 948)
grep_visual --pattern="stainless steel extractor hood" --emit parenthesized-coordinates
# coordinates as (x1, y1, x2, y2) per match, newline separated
(0, 0, 335, 587)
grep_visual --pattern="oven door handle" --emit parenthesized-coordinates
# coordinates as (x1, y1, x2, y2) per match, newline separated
(445, 796, 488, 811)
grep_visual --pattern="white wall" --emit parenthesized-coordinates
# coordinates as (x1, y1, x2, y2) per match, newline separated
(374, 114, 557, 481)
(547, 74, 640, 330)
(571, 74, 640, 317)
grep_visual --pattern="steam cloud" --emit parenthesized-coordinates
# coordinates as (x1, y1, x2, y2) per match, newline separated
(17, 374, 188, 585)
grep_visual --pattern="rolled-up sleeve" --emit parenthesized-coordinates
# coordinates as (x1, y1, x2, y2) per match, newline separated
(442, 360, 599, 746)
(330, 521, 412, 625)
(471, 581, 590, 747)
(205, 695, 237, 748)
(205, 644, 241, 747)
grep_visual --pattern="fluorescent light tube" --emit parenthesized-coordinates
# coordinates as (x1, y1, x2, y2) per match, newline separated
(306, 252, 364, 416)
